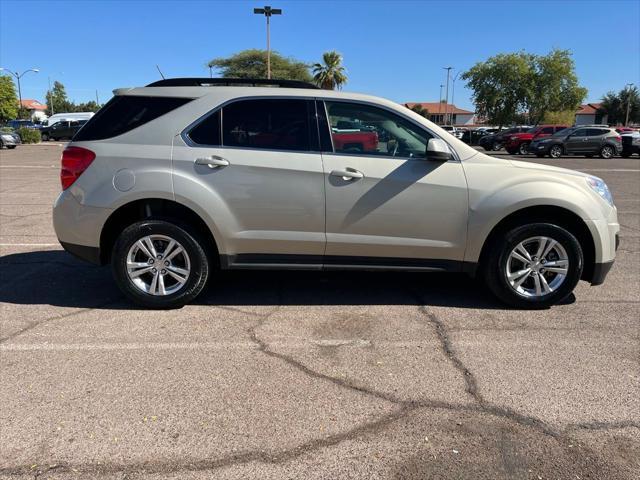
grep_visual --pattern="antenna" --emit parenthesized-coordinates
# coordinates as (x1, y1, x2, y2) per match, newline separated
(155, 65, 165, 80)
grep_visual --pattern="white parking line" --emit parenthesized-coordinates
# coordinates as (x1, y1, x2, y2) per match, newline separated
(0, 243, 58, 246)
(579, 169, 640, 172)
(0, 165, 57, 168)
(0, 342, 256, 351)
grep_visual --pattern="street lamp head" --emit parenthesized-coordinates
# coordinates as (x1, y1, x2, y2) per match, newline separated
(254, 6, 282, 16)
(32, 68, 40, 73)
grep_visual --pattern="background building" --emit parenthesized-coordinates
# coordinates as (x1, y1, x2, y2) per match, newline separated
(404, 102, 475, 126)
(575, 103, 608, 125)
(19, 99, 47, 122)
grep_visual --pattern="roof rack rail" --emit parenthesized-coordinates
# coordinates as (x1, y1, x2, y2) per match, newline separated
(146, 78, 320, 89)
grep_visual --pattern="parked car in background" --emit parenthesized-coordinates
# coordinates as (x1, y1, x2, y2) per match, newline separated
(6, 119, 40, 130)
(41, 119, 88, 141)
(0, 129, 20, 149)
(615, 127, 634, 135)
(440, 125, 464, 139)
(43, 112, 95, 127)
(529, 126, 622, 159)
(479, 126, 531, 151)
(620, 131, 640, 157)
(504, 125, 569, 155)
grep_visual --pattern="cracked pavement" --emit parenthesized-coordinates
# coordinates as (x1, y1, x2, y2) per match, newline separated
(0, 145, 638, 479)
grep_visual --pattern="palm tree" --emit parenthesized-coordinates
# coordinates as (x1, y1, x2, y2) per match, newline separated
(312, 51, 347, 90)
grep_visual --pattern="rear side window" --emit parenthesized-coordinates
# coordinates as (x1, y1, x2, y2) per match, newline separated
(541, 127, 554, 134)
(74, 96, 192, 141)
(221, 99, 312, 151)
(187, 110, 221, 146)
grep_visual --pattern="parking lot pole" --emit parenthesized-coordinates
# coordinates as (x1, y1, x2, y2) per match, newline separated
(443, 66, 452, 125)
(254, 6, 282, 80)
(625, 83, 634, 126)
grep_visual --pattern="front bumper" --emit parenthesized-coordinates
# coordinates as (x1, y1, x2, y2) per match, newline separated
(1, 135, 18, 146)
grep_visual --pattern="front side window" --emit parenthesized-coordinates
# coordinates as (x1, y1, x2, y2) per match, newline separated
(222, 99, 312, 151)
(324, 101, 431, 158)
(572, 129, 588, 137)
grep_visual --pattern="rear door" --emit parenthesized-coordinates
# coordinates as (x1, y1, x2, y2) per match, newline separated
(319, 100, 468, 267)
(584, 128, 606, 153)
(172, 97, 326, 263)
(564, 128, 588, 153)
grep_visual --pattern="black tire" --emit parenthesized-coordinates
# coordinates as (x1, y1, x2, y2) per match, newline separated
(483, 223, 583, 309)
(599, 145, 614, 159)
(7, 145, 16, 149)
(492, 142, 502, 151)
(549, 145, 563, 159)
(41, 133, 49, 141)
(506, 148, 518, 155)
(111, 220, 209, 309)
(518, 142, 530, 155)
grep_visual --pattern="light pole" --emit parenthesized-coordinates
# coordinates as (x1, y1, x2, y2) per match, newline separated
(254, 5, 282, 80)
(443, 66, 452, 125)
(438, 84, 444, 124)
(450, 71, 461, 126)
(625, 83, 634, 126)
(0, 67, 39, 118)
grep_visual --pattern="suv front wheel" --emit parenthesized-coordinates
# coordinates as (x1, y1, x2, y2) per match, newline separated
(112, 220, 209, 308)
(483, 223, 583, 308)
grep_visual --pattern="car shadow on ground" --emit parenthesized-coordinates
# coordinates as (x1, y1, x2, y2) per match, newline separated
(0, 250, 574, 310)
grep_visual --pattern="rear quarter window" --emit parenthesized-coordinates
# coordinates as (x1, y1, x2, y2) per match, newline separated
(74, 96, 192, 141)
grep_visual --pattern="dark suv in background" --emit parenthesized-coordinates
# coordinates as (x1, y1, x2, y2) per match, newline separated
(41, 120, 88, 141)
(529, 127, 622, 159)
(478, 126, 530, 151)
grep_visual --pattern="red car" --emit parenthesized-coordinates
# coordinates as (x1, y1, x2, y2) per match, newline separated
(504, 125, 569, 155)
(615, 127, 634, 135)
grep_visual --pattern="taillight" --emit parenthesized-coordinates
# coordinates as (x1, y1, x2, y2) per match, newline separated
(612, 136, 622, 142)
(60, 146, 96, 190)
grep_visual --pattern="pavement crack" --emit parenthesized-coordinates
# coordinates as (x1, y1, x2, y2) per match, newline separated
(565, 420, 640, 432)
(417, 304, 483, 403)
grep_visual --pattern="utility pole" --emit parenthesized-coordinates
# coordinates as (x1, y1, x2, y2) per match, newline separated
(438, 84, 444, 124)
(48, 77, 54, 115)
(450, 71, 461, 126)
(254, 6, 282, 80)
(0, 67, 39, 118)
(625, 83, 634, 126)
(95, 89, 100, 106)
(443, 67, 452, 125)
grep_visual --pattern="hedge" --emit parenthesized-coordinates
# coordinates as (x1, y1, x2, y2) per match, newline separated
(17, 127, 41, 144)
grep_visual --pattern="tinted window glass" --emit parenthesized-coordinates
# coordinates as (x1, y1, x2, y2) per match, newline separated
(188, 110, 221, 145)
(572, 129, 588, 137)
(222, 99, 312, 151)
(541, 127, 554, 134)
(74, 96, 192, 141)
(325, 101, 431, 158)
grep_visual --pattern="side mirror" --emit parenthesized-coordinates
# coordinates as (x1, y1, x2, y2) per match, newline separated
(426, 138, 453, 162)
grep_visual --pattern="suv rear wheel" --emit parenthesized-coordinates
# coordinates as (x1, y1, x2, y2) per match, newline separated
(111, 220, 209, 308)
(483, 223, 583, 308)
(599, 145, 614, 159)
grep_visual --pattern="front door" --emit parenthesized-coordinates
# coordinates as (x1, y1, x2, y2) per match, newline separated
(320, 100, 468, 268)
(172, 98, 326, 263)
(564, 128, 588, 153)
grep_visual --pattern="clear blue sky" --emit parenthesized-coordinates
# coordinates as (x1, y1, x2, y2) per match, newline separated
(1, 0, 638, 110)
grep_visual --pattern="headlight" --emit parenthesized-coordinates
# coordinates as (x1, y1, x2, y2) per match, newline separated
(1, 134, 14, 141)
(586, 176, 614, 206)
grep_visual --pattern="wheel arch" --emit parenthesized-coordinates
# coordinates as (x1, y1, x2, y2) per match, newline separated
(100, 198, 219, 266)
(476, 205, 596, 282)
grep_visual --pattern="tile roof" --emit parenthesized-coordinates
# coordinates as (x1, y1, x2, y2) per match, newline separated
(20, 99, 47, 111)
(576, 103, 603, 115)
(405, 102, 474, 115)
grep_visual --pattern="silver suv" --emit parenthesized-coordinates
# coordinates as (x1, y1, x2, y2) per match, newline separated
(53, 78, 619, 309)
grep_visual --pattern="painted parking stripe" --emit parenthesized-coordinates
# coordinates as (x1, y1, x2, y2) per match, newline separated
(0, 243, 58, 246)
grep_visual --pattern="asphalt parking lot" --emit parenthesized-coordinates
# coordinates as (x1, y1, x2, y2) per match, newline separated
(0, 144, 638, 479)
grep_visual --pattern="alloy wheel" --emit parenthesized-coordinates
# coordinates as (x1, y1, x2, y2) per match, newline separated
(550, 145, 562, 158)
(126, 234, 191, 296)
(601, 146, 613, 159)
(505, 236, 569, 298)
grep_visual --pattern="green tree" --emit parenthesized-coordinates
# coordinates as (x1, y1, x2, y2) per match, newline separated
(542, 110, 576, 125)
(526, 49, 587, 125)
(207, 49, 312, 82)
(75, 100, 101, 112)
(407, 104, 429, 118)
(461, 52, 530, 128)
(601, 86, 639, 125)
(312, 51, 348, 90)
(462, 49, 587, 127)
(0, 75, 19, 122)
(45, 80, 73, 115)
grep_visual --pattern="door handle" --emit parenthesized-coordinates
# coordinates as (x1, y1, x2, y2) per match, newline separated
(330, 168, 364, 181)
(195, 156, 229, 168)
